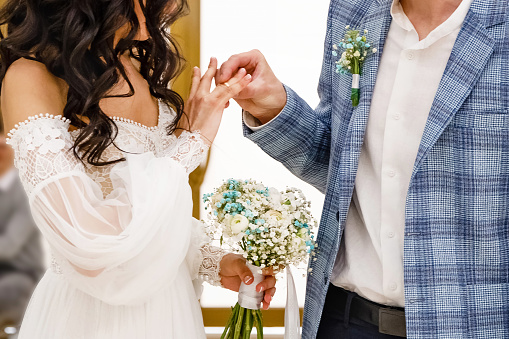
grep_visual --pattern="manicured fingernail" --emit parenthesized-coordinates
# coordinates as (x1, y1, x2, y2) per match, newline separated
(245, 74, 252, 80)
(245, 276, 253, 284)
(257, 286, 264, 292)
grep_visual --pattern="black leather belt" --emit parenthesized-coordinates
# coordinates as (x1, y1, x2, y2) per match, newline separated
(328, 284, 407, 337)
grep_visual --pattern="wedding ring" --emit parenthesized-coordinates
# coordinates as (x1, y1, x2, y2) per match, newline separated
(223, 82, 231, 88)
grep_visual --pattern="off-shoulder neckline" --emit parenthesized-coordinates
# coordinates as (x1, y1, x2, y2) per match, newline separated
(6, 100, 175, 141)
(106, 99, 164, 132)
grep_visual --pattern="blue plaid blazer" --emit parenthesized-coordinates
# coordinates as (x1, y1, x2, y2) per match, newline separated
(244, 0, 509, 337)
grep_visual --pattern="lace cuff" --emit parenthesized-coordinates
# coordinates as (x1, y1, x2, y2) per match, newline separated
(199, 245, 228, 287)
(164, 131, 210, 174)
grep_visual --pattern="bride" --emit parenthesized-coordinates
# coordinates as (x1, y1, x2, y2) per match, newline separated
(0, 0, 277, 338)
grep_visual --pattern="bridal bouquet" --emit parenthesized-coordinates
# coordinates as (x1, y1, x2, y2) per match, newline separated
(203, 179, 316, 339)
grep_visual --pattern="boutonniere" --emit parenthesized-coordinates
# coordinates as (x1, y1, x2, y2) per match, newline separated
(332, 26, 377, 107)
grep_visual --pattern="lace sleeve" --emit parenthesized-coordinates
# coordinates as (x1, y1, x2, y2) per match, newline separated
(199, 245, 228, 287)
(163, 131, 210, 174)
(6, 114, 84, 195)
(6, 114, 203, 305)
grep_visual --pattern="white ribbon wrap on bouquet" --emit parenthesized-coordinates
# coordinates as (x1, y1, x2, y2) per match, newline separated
(238, 264, 301, 339)
(284, 266, 301, 339)
(238, 263, 264, 310)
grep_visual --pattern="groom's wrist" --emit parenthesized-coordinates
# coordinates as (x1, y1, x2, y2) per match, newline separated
(243, 110, 281, 131)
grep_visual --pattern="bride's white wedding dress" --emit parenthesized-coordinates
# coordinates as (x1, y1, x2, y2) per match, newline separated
(7, 101, 225, 339)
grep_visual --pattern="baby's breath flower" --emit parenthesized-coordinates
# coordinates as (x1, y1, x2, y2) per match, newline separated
(204, 179, 317, 271)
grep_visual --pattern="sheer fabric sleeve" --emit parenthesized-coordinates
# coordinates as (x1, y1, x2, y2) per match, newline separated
(7, 114, 197, 305)
(164, 131, 228, 287)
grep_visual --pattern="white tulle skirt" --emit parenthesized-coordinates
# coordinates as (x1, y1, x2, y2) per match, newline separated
(18, 267, 207, 339)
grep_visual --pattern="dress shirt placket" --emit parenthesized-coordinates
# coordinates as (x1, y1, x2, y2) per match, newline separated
(379, 27, 420, 304)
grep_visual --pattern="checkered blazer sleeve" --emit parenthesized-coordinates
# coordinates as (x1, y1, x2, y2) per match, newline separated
(243, 22, 334, 193)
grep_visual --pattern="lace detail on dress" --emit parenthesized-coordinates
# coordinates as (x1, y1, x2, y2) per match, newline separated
(199, 245, 228, 287)
(6, 114, 84, 195)
(50, 255, 64, 275)
(164, 131, 210, 174)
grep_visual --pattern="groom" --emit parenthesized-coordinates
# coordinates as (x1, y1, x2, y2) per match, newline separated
(217, 0, 509, 338)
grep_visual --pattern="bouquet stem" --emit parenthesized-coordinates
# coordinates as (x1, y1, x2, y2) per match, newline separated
(222, 263, 265, 339)
(221, 303, 263, 339)
(351, 87, 360, 107)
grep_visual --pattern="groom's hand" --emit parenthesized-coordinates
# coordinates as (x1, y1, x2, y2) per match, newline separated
(216, 50, 287, 125)
(220, 253, 277, 310)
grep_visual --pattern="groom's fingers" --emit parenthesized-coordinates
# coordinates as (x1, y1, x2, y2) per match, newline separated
(216, 50, 262, 84)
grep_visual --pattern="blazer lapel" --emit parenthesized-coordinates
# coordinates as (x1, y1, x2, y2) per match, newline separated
(411, 8, 497, 175)
(356, 0, 392, 115)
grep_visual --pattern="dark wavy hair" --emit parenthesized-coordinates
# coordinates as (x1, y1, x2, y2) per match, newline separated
(0, 0, 188, 166)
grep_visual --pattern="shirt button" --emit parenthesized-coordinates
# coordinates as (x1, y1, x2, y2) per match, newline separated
(393, 113, 401, 120)
(407, 51, 415, 60)
(389, 282, 398, 291)
(388, 231, 395, 238)
(388, 170, 396, 177)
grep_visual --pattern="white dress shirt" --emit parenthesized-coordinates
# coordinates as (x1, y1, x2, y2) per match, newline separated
(245, 0, 473, 307)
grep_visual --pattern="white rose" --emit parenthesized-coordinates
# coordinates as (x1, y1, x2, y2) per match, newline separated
(268, 187, 282, 205)
(353, 51, 361, 57)
(230, 215, 249, 235)
(265, 210, 283, 221)
(293, 237, 306, 248)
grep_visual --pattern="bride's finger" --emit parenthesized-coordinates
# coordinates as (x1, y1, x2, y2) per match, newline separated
(198, 57, 218, 94)
(188, 67, 201, 100)
(213, 69, 251, 103)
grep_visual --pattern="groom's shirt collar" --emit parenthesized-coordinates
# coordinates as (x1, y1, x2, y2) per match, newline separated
(390, 0, 474, 50)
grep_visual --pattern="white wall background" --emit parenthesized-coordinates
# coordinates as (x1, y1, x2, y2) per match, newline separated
(200, 0, 331, 308)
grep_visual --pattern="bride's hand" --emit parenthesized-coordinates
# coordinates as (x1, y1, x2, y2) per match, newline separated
(182, 57, 252, 145)
(219, 253, 277, 310)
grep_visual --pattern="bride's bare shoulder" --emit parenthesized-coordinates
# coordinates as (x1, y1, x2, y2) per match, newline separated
(1, 58, 68, 133)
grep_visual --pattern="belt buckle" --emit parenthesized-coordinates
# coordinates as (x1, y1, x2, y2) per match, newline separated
(378, 308, 407, 338)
